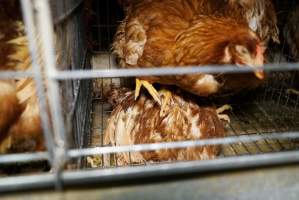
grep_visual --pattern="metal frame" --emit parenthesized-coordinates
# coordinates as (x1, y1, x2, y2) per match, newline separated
(2, 150, 299, 192)
(50, 63, 299, 80)
(1, 0, 299, 192)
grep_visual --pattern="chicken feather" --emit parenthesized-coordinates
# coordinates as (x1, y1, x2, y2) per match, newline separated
(113, 2, 266, 97)
(117, 0, 279, 44)
(0, 2, 46, 153)
(104, 87, 225, 166)
(0, 81, 23, 139)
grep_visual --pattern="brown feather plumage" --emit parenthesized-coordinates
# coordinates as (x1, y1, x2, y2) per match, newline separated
(113, 1, 266, 96)
(5, 90, 44, 153)
(201, 0, 279, 44)
(0, 0, 23, 70)
(0, 2, 46, 153)
(0, 53, 45, 154)
(0, 81, 24, 139)
(115, 0, 278, 44)
(104, 87, 225, 165)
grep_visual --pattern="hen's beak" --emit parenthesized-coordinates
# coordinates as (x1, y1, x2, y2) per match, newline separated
(251, 58, 265, 80)
(248, 57, 265, 80)
(237, 63, 265, 80)
(254, 70, 264, 80)
(253, 45, 266, 80)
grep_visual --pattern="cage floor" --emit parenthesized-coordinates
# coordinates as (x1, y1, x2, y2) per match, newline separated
(87, 53, 299, 168)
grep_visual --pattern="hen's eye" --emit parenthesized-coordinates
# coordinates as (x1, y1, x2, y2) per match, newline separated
(235, 45, 249, 55)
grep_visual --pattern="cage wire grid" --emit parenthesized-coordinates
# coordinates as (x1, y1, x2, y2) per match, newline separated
(1, 0, 299, 192)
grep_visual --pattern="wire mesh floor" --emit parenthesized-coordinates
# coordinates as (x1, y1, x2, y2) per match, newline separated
(86, 53, 299, 168)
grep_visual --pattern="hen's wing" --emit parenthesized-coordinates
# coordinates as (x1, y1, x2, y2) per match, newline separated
(0, 81, 23, 139)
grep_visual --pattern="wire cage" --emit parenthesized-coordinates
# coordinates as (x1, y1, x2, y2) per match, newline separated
(1, 0, 299, 193)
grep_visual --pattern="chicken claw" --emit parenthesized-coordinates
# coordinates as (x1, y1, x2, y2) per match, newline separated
(87, 156, 102, 168)
(286, 88, 299, 96)
(216, 104, 232, 123)
(135, 78, 161, 105)
(159, 89, 172, 116)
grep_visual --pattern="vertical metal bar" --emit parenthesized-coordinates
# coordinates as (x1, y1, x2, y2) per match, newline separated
(20, 0, 54, 165)
(33, 0, 67, 189)
(100, 76, 105, 167)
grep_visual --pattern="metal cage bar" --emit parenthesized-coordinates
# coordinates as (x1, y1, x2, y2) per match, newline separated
(20, 0, 55, 164)
(52, 62, 299, 80)
(2, 150, 299, 192)
(33, 0, 68, 188)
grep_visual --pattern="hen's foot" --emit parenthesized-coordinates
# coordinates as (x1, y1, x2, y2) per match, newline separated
(286, 88, 299, 96)
(159, 89, 172, 116)
(135, 78, 161, 105)
(216, 104, 232, 123)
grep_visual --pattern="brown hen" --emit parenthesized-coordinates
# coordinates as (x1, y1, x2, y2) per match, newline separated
(103, 87, 225, 166)
(0, 81, 23, 138)
(0, 39, 45, 153)
(113, 0, 266, 108)
(0, 2, 45, 153)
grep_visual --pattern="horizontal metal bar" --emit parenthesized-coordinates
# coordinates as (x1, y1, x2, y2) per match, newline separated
(67, 131, 299, 158)
(2, 150, 299, 192)
(63, 150, 299, 182)
(52, 62, 299, 80)
(0, 70, 35, 79)
(1, 62, 297, 80)
(0, 131, 298, 164)
(0, 152, 49, 164)
(0, 173, 55, 193)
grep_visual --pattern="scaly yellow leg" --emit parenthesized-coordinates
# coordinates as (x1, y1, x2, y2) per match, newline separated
(142, 81, 161, 105)
(134, 78, 161, 105)
(216, 104, 232, 123)
(135, 78, 142, 101)
(159, 89, 172, 116)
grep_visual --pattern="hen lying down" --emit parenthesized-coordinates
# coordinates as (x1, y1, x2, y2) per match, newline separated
(99, 87, 227, 167)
